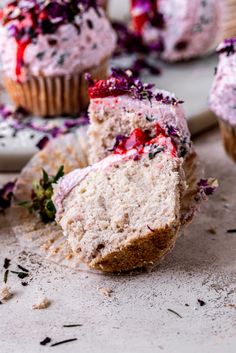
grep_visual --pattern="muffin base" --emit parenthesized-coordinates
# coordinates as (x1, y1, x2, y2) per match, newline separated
(3, 59, 108, 117)
(220, 0, 236, 40)
(219, 119, 236, 162)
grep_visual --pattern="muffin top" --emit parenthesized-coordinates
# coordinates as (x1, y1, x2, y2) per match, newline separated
(87, 69, 192, 159)
(210, 38, 236, 125)
(131, 0, 223, 61)
(0, 0, 116, 82)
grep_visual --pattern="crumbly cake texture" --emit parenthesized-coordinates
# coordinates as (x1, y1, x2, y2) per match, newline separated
(131, 0, 223, 61)
(88, 69, 192, 164)
(53, 129, 185, 272)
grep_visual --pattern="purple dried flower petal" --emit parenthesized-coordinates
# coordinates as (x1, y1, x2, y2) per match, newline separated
(36, 136, 50, 150)
(85, 73, 94, 87)
(167, 125, 179, 137)
(217, 38, 236, 56)
(0, 181, 15, 210)
(198, 178, 218, 196)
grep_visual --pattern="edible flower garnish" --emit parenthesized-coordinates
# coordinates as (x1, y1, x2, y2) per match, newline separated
(19, 166, 64, 223)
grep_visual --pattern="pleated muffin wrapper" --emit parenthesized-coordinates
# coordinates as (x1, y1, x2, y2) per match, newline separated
(218, 118, 236, 162)
(7, 127, 98, 273)
(6, 124, 208, 272)
(3, 59, 108, 117)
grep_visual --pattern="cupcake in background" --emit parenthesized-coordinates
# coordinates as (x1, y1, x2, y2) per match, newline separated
(97, 0, 108, 12)
(0, 0, 116, 116)
(210, 38, 236, 162)
(130, 0, 236, 62)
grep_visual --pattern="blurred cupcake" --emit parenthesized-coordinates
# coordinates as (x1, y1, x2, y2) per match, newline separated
(210, 38, 236, 162)
(0, 1, 116, 116)
(97, 0, 108, 12)
(131, 0, 236, 61)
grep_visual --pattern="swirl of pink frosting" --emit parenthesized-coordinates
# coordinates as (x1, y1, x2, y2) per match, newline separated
(0, 7, 116, 82)
(210, 40, 236, 125)
(141, 0, 223, 61)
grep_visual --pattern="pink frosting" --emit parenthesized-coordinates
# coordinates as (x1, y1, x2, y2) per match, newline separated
(0, 8, 116, 81)
(142, 0, 222, 61)
(210, 44, 236, 125)
(89, 89, 190, 142)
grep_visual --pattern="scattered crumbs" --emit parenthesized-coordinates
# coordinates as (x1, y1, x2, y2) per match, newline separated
(227, 229, 236, 234)
(3, 270, 9, 284)
(63, 324, 83, 328)
(40, 337, 51, 346)
(207, 228, 216, 235)
(221, 196, 228, 202)
(99, 287, 113, 297)
(223, 204, 230, 209)
(226, 303, 236, 309)
(167, 308, 183, 318)
(197, 299, 206, 306)
(32, 297, 50, 310)
(50, 338, 78, 347)
(0, 286, 13, 302)
(3, 258, 11, 269)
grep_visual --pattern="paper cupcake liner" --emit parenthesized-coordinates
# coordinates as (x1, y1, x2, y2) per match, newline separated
(219, 119, 236, 162)
(9, 125, 203, 272)
(219, 0, 236, 41)
(3, 59, 108, 117)
(204, 0, 236, 55)
(98, 0, 108, 12)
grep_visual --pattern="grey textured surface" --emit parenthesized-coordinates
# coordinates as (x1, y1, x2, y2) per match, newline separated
(0, 128, 236, 353)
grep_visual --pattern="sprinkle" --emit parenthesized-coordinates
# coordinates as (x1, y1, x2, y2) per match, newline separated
(40, 337, 51, 346)
(3, 258, 11, 269)
(10, 271, 29, 280)
(227, 229, 236, 234)
(167, 308, 183, 318)
(21, 282, 28, 286)
(3, 270, 9, 284)
(147, 225, 155, 233)
(63, 324, 83, 328)
(36, 136, 50, 150)
(50, 338, 78, 347)
(0, 181, 15, 210)
(197, 299, 206, 306)
(17, 264, 29, 273)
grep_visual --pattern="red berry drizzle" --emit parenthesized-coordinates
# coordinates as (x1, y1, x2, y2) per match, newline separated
(113, 124, 177, 158)
(131, 0, 161, 34)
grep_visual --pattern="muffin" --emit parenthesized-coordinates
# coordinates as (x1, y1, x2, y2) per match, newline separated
(210, 38, 236, 162)
(0, 0, 116, 116)
(53, 126, 185, 272)
(130, 0, 236, 61)
(87, 69, 192, 164)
